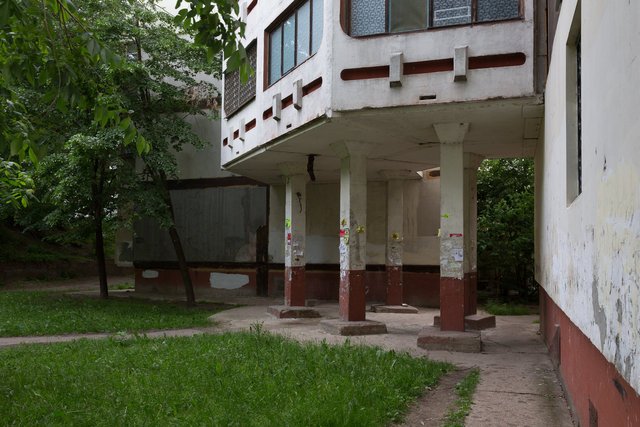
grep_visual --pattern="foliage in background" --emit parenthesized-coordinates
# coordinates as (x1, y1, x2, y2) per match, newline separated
(0, 159, 33, 218)
(0, 332, 451, 425)
(477, 159, 535, 300)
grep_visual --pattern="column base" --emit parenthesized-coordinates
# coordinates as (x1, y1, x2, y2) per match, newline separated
(284, 266, 306, 307)
(267, 305, 321, 319)
(386, 265, 403, 305)
(433, 314, 496, 330)
(440, 276, 465, 331)
(371, 304, 419, 314)
(417, 326, 481, 353)
(320, 319, 387, 336)
(338, 270, 366, 321)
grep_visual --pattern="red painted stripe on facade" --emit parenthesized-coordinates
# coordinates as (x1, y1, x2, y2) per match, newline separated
(302, 77, 323, 95)
(540, 287, 640, 426)
(281, 94, 293, 109)
(263, 107, 273, 120)
(244, 118, 256, 132)
(340, 66, 390, 81)
(247, 0, 257, 14)
(222, 137, 228, 146)
(403, 58, 453, 75)
(340, 52, 525, 81)
(468, 52, 526, 69)
(233, 129, 239, 140)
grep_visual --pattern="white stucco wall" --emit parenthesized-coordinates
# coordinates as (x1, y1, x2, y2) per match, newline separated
(536, 0, 640, 394)
(268, 177, 441, 265)
(223, 0, 536, 167)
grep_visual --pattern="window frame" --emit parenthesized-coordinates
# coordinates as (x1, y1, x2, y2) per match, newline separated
(345, 0, 523, 38)
(265, 0, 323, 88)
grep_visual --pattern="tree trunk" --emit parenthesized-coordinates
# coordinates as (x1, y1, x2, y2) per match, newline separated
(153, 171, 196, 306)
(92, 159, 108, 299)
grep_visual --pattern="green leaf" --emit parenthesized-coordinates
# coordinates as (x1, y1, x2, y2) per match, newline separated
(28, 147, 38, 165)
(136, 135, 146, 154)
(119, 117, 131, 131)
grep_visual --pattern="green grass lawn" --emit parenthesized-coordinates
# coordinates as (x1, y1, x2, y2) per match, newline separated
(483, 299, 532, 315)
(0, 291, 227, 336)
(0, 332, 452, 426)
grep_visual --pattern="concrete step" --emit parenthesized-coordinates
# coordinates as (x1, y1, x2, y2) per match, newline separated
(433, 313, 496, 330)
(417, 326, 482, 353)
(267, 305, 321, 319)
(370, 304, 419, 314)
(320, 319, 387, 336)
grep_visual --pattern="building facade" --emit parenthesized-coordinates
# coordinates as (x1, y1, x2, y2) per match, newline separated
(222, 0, 542, 324)
(536, 0, 640, 424)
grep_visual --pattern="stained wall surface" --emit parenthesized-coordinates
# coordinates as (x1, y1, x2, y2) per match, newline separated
(536, 0, 640, 396)
(268, 176, 441, 265)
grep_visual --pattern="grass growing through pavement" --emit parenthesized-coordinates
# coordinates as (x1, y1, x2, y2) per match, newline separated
(0, 332, 452, 426)
(0, 291, 225, 336)
(443, 368, 481, 427)
(483, 299, 531, 315)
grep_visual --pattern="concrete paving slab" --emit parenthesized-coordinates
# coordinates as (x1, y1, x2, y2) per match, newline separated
(371, 304, 419, 314)
(267, 305, 321, 318)
(417, 326, 482, 353)
(320, 319, 388, 336)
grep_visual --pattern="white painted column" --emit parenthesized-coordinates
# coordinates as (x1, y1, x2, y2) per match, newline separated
(381, 171, 409, 305)
(279, 162, 307, 307)
(435, 123, 469, 331)
(331, 141, 369, 321)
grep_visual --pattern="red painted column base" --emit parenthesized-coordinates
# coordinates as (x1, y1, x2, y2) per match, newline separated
(339, 270, 366, 321)
(464, 272, 478, 315)
(386, 265, 403, 306)
(284, 266, 306, 307)
(440, 276, 465, 331)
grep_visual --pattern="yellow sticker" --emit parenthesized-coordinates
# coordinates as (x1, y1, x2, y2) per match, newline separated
(356, 225, 365, 233)
(391, 233, 399, 240)
(341, 218, 347, 226)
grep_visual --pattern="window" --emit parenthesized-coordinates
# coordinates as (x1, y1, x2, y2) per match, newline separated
(565, 3, 581, 204)
(349, 0, 520, 37)
(224, 42, 257, 117)
(268, 0, 323, 86)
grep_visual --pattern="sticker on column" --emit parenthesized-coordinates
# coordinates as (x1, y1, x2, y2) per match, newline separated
(285, 219, 291, 229)
(451, 249, 463, 262)
(356, 225, 365, 233)
(391, 233, 400, 240)
(340, 228, 350, 245)
(449, 233, 462, 237)
(287, 233, 291, 245)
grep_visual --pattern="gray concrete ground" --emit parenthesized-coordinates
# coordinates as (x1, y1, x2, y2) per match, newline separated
(0, 280, 576, 426)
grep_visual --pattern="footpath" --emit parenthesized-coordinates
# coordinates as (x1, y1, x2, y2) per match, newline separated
(0, 279, 576, 427)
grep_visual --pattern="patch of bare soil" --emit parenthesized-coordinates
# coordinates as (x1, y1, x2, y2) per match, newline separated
(395, 368, 472, 427)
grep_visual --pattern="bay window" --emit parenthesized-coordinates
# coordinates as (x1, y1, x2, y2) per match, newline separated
(268, 0, 323, 86)
(349, 0, 520, 37)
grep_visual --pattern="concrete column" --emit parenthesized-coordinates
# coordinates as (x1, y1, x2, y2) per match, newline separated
(331, 141, 368, 321)
(463, 154, 483, 315)
(380, 171, 408, 305)
(435, 123, 469, 331)
(280, 163, 307, 307)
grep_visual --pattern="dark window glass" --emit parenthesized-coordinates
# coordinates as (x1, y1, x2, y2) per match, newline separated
(351, 0, 386, 36)
(576, 35, 582, 195)
(297, 2, 311, 62)
(311, 0, 323, 53)
(224, 42, 257, 117)
(432, 0, 471, 27)
(477, 0, 519, 22)
(270, 28, 282, 83)
(268, 0, 323, 85)
(389, 0, 428, 33)
(283, 15, 296, 73)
